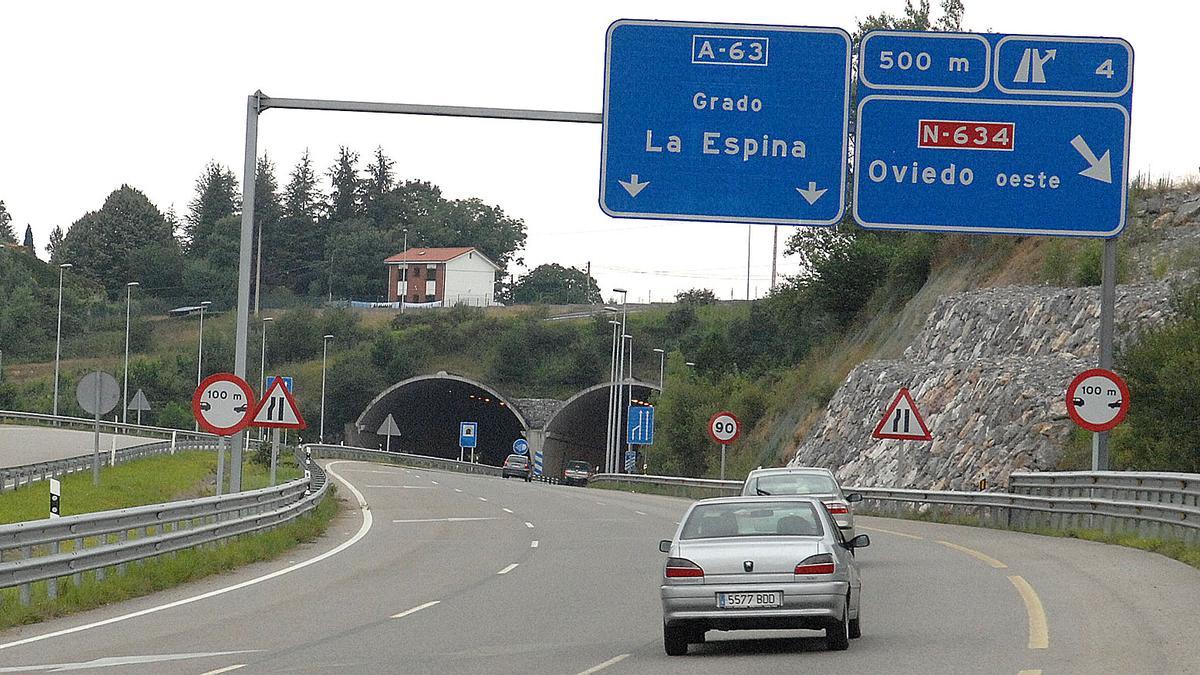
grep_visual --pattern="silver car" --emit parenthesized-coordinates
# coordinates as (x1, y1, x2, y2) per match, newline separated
(741, 467, 862, 539)
(658, 496, 869, 655)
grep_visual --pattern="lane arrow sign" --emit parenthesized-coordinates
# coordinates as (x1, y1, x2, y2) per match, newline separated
(1070, 135, 1112, 184)
(619, 174, 649, 197)
(796, 181, 828, 205)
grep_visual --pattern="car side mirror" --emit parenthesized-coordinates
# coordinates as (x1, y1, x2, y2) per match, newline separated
(659, 539, 672, 553)
(846, 492, 863, 503)
(846, 534, 870, 549)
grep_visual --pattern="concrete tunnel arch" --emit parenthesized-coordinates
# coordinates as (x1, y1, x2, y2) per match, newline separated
(540, 380, 660, 478)
(354, 373, 529, 466)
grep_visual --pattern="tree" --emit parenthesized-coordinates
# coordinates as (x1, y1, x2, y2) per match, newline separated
(675, 288, 718, 305)
(267, 151, 326, 294)
(327, 147, 361, 223)
(0, 200, 15, 244)
(185, 162, 240, 258)
(325, 219, 394, 301)
(362, 147, 395, 225)
(22, 224, 34, 252)
(56, 185, 176, 295)
(510, 264, 600, 304)
(47, 225, 64, 263)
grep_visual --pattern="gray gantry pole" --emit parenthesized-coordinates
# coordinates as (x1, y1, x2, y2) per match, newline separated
(1093, 237, 1118, 471)
(53, 263, 71, 418)
(122, 281, 139, 425)
(320, 334, 333, 443)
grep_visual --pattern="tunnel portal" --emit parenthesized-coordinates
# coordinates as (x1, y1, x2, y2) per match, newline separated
(541, 382, 660, 478)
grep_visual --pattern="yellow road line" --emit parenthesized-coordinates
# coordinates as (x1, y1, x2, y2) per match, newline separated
(936, 540, 1008, 568)
(1009, 576, 1050, 649)
(1018, 670, 1043, 675)
(859, 524, 924, 540)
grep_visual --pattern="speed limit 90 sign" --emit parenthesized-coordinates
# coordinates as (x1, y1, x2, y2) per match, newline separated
(708, 411, 741, 444)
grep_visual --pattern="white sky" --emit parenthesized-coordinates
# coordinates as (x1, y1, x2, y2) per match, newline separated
(2, 0, 1196, 303)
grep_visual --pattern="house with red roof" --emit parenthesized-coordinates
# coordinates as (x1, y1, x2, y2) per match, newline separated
(384, 247, 501, 306)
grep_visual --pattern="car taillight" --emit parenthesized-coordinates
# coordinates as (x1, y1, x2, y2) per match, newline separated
(665, 557, 704, 578)
(824, 502, 849, 515)
(795, 553, 836, 575)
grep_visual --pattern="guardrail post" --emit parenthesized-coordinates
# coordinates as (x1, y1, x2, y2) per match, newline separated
(117, 530, 128, 575)
(47, 541, 59, 599)
(19, 545, 31, 605)
(73, 537, 84, 586)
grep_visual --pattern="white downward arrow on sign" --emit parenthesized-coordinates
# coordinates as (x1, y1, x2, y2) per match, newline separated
(796, 181, 828, 205)
(1071, 135, 1112, 184)
(619, 174, 649, 197)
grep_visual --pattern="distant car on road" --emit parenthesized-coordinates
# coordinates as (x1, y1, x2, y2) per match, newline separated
(562, 459, 591, 487)
(502, 454, 532, 481)
(740, 467, 862, 539)
(659, 495, 869, 655)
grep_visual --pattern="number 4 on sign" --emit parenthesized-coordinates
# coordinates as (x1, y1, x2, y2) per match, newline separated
(872, 387, 932, 441)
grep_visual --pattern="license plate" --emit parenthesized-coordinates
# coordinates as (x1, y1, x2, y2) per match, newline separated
(716, 591, 782, 609)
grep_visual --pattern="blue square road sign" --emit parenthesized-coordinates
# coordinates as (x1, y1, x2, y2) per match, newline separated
(626, 405, 654, 445)
(459, 421, 478, 449)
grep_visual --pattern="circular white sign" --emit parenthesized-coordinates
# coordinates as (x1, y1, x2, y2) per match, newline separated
(708, 412, 741, 444)
(192, 374, 255, 435)
(1066, 368, 1130, 433)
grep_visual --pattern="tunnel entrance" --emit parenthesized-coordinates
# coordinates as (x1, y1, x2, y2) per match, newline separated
(354, 374, 528, 466)
(542, 381, 660, 477)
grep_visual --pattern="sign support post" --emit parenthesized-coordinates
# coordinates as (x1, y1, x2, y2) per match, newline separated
(720, 443, 727, 481)
(215, 437, 226, 496)
(271, 427, 280, 486)
(1094, 238, 1117, 471)
(92, 382, 101, 485)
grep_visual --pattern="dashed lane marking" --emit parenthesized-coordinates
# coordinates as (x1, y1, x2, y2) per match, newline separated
(502, 508, 514, 513)
(454, 488, 463, 493)
(860, 524, 924, 540)
(936, 540, 1008, 569)
(478, 497, 488, 502)
(525, 521, 535, 528)
(200, 665, 247, 675)
(497, 563, 519, 575)
(531, 540, 539, 548)
(363, 485, 434, 489)
(577, 653, 631, 674)
(1009, 576, 1049, 649)
(392, 517, 498, 523)
(634, 511, 647, 516)
(391, 600, 441, 619)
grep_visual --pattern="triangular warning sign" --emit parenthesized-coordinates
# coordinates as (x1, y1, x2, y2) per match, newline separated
(250, 377, 307, 429)
(872, 387, 932, 441)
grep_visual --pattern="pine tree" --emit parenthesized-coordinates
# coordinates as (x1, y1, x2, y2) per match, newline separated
(185, 162, 240, 258)
(253, 155, 284, 294)
(269, 151, 326, 293)
(327, 147, 361, 224)
(363, 147, 395, 226)
(47, 225, 65, 263)
(22, 224, 34, 252)
(0, 200, 15, 244)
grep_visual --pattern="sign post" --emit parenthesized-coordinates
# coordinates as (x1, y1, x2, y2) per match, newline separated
(127, 389, 151, 426)
(459, 422, 478, 463)
(707, 411, 742, 480)
(601, 20, 851, 225)
(377, 413, 402, 453)
(49, 478, 61, 518)
(193, 373, 257, 495)
(76, 371, 119, 486)
(1066, 368, 1130, 470)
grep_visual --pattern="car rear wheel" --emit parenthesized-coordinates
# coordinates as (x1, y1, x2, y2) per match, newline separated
(827, 605, 850, 651)
(663, 622, 689, 656)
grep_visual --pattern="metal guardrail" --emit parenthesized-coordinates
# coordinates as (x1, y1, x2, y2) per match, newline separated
(590, 471, 1200, 545)
(306, 444, 504, 477)
(0, 450, 327, 606)
(1, 438, 223, 492)
(0, 409, 216, 442)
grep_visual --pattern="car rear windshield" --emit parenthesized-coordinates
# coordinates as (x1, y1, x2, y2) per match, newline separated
(506, 455, 528, 466)
(680, 501, 825, 539)
(748, 473, 838, 497)
(566, 461, 589, 471)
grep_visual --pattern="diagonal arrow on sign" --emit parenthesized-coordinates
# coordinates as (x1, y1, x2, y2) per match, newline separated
(1070, 135, 1112, 184)
(619, 174, 650, 197)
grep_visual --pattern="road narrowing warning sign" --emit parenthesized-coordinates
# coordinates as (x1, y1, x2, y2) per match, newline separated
(250, 377, 307, 430)
(872, 387, 933, 441)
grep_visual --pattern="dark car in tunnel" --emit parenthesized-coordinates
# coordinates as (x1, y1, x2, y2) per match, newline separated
(502, 454, 532, 481)
(562, 460, 591, 487)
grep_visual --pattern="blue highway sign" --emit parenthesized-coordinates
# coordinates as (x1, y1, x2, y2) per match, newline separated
(600, 20, 851, 225)
(459, 421, 478, 449)
(854, 31, 1132, 237)
(269, 376, 294, 393)
(626, 405, 655, 445)
(512, 438, 529, 456)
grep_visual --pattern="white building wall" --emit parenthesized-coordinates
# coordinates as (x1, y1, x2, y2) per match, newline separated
(443, 252, 498, 306)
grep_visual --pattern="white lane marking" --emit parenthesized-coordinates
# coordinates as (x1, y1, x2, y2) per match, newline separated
(478, 497, 488, 502)
(0, 461, 373, 652)
(577, 653, 631, 674)
(391, 600, 440, 619)
(531, 540, 539, 548)
(525, 521, 535, 529)
(364, 485, 434, 489)
(200, 665, 247, 675)
(595, 501, 607, 506)
(454, 488, 463, 493)
(502, 508, 514, 513)
(430, 481, 438, 485)
(0, 650, 260, 672)
(497, 563, 519, 575)
(634, 511, 647, 516)
(392, 517, 498, 523)
(343, 469, 405, 475)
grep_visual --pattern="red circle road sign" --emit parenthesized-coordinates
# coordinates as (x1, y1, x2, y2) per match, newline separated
(192, 373, 256, 436)
(1066, 368, 1131, 433)
(707, 411, 742, 444)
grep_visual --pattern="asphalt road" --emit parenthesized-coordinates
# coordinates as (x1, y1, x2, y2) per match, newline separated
(0, 426, 155, 469)
(1, 459, 1198, 674)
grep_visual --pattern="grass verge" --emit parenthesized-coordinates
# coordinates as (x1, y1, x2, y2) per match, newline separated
(0, 485, 338, 630)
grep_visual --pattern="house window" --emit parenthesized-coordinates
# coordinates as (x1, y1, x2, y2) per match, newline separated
(398, 267, 407, 281)
(425, 294, 435, 303)
(427, 265, 437, 281)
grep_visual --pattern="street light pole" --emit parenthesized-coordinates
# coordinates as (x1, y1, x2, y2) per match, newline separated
(400, 228, 408, 314)
(52, 263, 72, 418)
(623, 333, 633, 473)
(122, 281, 139, 424)
(653, 348, 665, 391)
(612, 289, 628, 472)
(605, 318, 620, 474)
(320, 334, 334, 443)
(195, 300, 211, 432)
(259, 316, 275, 441)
